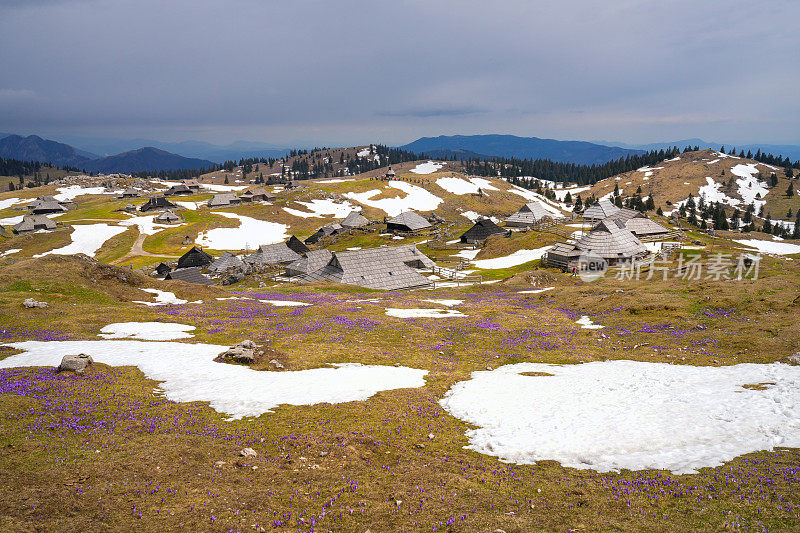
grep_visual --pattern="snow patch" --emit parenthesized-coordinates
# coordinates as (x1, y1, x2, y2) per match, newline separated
(0, 340, 428, 419)
(98, 322, 195, 340)
(196, 212, 289, 250)
(439, 360, 800, 473)
(410, 161, 444, 174)
(33, 223, 126, 258)
(385, 308, 466, 318)
(344, 181, 442, 216)
(471, 247, 549, 269)
(735, 239, 800, 256)
(133, 289, 188, 306)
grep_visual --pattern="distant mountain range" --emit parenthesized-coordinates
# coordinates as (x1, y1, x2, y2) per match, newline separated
(0, 134, 98, 167)
(400, 134, 644, 165)
(597, 138, 800, 162)
(0, 134, 215, 173)
(48, 135, 291, 163)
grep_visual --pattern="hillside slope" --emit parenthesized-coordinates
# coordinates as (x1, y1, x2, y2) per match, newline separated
(0, 134, 96, 167)
(81, 147, 215, 173)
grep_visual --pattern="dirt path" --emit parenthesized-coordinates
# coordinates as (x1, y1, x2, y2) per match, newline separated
(112, 232, 180, 265)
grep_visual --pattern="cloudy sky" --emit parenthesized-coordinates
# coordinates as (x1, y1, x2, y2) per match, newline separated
(1, 0, 798, 147)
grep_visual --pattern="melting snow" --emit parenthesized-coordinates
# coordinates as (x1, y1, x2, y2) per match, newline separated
(518, 287, 555, 294)
(385, 308, 466, 318)
(54, 185, 112, 202)
(120, 214, 183, 235)
(344, 181, 442, 216)
(33, 223, 126, 258)
(260, 300, 310, 307)
(410, 161, 444, 174)
(202, 183, 249, 192)
(0, 340, 428, 419)
(735, 239, 800, 255)
(0, 197, 22, 210)
(284, 199, 357, 218)
(133, 289, 189, 306)
(576, 316, 604, 329)
(0, 248, 21, 257)
(423, 299, 464, 307)
(439, 361, 800, 474)
(98, 322, 196, 340)
(471, 247, 549, 269)
(196, 212, 289, 250)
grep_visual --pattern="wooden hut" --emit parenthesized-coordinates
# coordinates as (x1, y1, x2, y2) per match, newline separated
(154, 210, 182, 224)
(166, 267, 212, 285)
(207, 252, 246, 273)
(177, 246, 213, 269)
(341, 210, 369, 229)
(545, 219, 648, 270)
(207, 193, 241, 208)
(12, 214, 57, 234)
(582, 199, 620, 223)
(460, 218, 508, 244)
(305, 223, 344, 245)
(386, 211, 431, 233)
(504, 202, 554, 227)
(239, 187, 275, 203)
(140, 197, 177, 212)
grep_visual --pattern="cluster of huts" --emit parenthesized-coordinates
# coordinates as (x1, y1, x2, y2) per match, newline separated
(544, 199, 675, 269)
(8, 195, 74, 234)
(155, 239, 436, 291)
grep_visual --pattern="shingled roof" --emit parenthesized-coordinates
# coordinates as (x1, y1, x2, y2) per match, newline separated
(207, 193, 241, 208)
(285, 249, 333, 277)
(140, 197, 177, 212)
(239, 188, 275, 202)
(601, 209, 672, 237)
(341, 210, 369, 229)
(547, 219, 647, 266)
(177, 246, 213, 269)
(504, 202, 554, 227)
(29, 200, 68, 214)
(165, 183, 194, 196)
(386, 211, 431, 232)
(460, 218, 508, 244)
(583, 198, 620, 223)
(286, 235, 310, 254)
(305, 223, 344, 244)
(119, 188, 141, 198)
(154, 210, 181, 224)
(165, 267, 212, 285)
(299, 245, 435, 290)
(243, 242, 301, 266)
(12, 214, 57, 234)
(207, 251, 246, 273)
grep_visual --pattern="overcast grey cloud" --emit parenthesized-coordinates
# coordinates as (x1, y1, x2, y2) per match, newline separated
(0, 0, 798, 147)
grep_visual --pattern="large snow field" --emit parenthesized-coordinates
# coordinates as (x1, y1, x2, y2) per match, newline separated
(196, 212, 289, 250)
(385, 308, 466, 318)
(471, 247, 549, 269)
(99, 322, 196, 340)
(439, 360, 800, 474)
(344, 181, 442, 216)
(436, 177, 481, 195)
(283, 199, 357, 218)
(410, 161, 444, 174)
(0, 340, 428, 419)
(54, 185, 115, 202)
(33, 223, 126, 258)
(735, 239, 800, 255)
(436, 177, 499, 195)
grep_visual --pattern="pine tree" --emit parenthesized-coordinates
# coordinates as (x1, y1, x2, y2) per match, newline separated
(574, 195, 583, 212)
(787, 183, 795, 197)
(564, 191, 572, 204)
